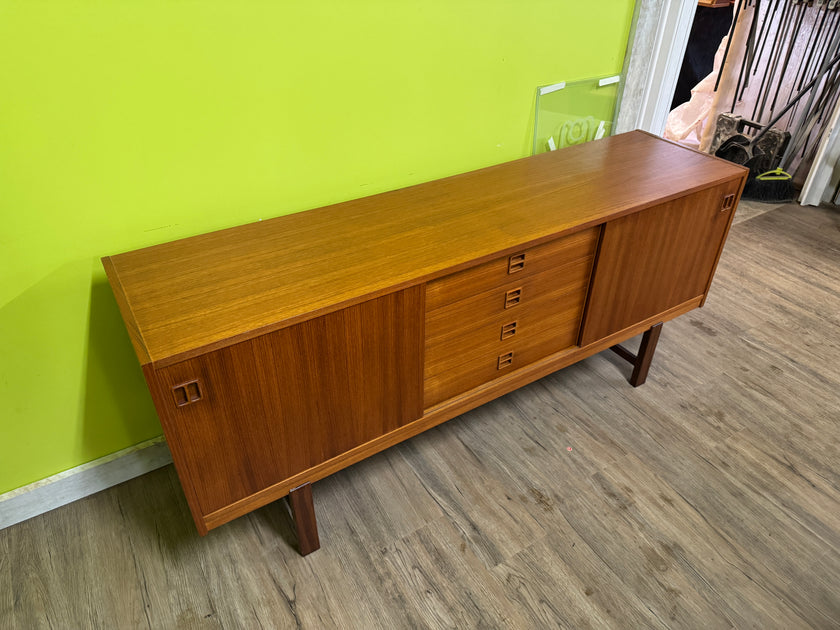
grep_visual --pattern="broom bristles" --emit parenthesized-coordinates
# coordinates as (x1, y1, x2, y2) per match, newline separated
(741, 168, 798, 203)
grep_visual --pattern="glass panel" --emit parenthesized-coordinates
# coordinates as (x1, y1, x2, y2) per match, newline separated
(533, 75, 620, 155)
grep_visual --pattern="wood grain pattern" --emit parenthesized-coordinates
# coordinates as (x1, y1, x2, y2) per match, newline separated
(101, 256, 152, 366)
(423, 228, 599, 408)
(102, 131, 745, 367)
(579, 179, 742, 345)
(150, 287, 423, 524)
(6, 202, 840, 629)
(424, 260, 594, 407)
(425, 227, 600, 311)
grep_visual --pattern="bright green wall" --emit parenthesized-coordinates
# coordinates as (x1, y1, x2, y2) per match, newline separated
(0, 0, 635, 494)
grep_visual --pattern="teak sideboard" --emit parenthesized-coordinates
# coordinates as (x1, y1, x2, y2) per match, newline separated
(103, 131, 748, 555)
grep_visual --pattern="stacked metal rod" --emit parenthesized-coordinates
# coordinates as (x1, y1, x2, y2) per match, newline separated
(722, 0, 840, 179)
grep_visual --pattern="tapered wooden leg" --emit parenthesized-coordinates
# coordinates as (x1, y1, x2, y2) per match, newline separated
(629, 322, 662, 386)
(609, 322, 663, 387)
(288, 482, 320, 556)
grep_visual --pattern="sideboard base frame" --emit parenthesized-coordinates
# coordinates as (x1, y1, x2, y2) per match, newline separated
(609, 322, 664, 387)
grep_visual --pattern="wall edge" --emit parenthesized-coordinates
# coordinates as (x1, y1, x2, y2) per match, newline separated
(0, 437, 172, 530)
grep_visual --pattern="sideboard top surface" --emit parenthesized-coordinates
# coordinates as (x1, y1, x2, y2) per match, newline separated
(103, 131, 747, 366)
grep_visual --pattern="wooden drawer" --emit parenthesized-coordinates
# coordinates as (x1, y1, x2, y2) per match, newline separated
(424, 258, 594, 407)
(425, 256, 594, 355)
(425, 227, 600, 311)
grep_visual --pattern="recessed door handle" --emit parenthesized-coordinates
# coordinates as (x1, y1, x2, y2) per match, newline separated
(498, 351, 514, 369)
(501, 321, 518, 340)
(508, 253, 526, 273)
(504, 287, 523, 308)
(172, 379, 203, 407)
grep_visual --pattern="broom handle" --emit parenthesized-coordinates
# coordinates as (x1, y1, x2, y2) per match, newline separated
(779, 25, 840, 166)
(750, 47, 840, 148)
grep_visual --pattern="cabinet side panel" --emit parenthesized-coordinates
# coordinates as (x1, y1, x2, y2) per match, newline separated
(579, 180, 741, 346)
(141, 364, 209, 535)
(152, 287, 423, 518)
(103, 257, 151, 365)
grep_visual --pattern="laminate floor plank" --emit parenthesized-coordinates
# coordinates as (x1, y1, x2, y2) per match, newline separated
(635, 342, 839, 487)
(595, 453, 813, 630)
(512, 338, 840, 624)
(111, 466, 226, 629)
(396, 423, 549, 568)
(713, 348, 840, 489)
(658, 436, 836, 605)
(720, 429, 840, 550)
(577, 368, 836, 544)
(544, 355, 745, 455)
(528, 465, 742, 629)
(7, 519, 60, 629)
(492, 527, 671, 630)
(781, 548, 840, 628)
(2, 202, 840, 629)
(314, 448, 445, 547)
(379, 516, 530, 628)
(583, 418, 839, 628)
(192, 463, 434, 629)
(185, 508, 307, 629)
(435, 383, 801, 627)
(0, 526, 10, 628)
(6, 490, 147, 629)
(731, 199, 783, 225)
(294, 506, 437, 630)
(706, 262, 839, 333)
(7, 519, 56, 630)
(744, 318, 840, 382)
(736, 204, 840, 264)
(703, 211, 840, 334)
(498, 374, 635, 466)
(447, 380, 633, 498)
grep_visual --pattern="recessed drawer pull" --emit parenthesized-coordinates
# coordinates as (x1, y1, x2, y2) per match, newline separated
(508, 253, 526, 273)
(501, 321, 518, 340)
(172, 379, 203, 407)
(721, 193, 736, 211)
(504, 287, 523, 309)
(497, 351, 514, 369)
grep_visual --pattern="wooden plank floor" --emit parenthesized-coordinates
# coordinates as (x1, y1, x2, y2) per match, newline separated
(2, 201, 839, 629)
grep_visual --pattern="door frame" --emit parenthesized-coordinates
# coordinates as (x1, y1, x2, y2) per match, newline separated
(622, 0, 839, 205)
(616, 0, 699, 136)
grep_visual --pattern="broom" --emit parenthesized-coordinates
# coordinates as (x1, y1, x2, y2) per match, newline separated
(742, 167, 796, 202)
(727, 46, 840, 202)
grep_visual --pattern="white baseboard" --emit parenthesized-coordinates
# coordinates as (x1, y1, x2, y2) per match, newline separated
(0, 437, 172, 530)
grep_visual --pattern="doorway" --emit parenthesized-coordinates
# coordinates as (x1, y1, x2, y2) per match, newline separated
(665, 1, 840, 195)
